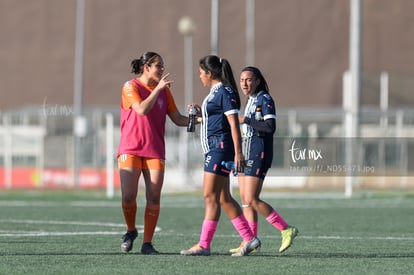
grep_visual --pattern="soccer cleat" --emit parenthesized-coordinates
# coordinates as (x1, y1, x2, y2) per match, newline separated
(229, 243, 242, 254)
(279, 226, 299, 253)
(121, 229, 138, 253)
(231, 237, 261, 256)
(180, 244, 211, 256)
(229, 241, 260, 254)
(141, 242, 159, 255)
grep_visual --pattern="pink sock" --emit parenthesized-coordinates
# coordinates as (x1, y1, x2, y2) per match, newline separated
(248, 221, 258, 236)
(199, 220, 218, 249)
(266, 210, 288, 231)
(231, 215, 255, 242)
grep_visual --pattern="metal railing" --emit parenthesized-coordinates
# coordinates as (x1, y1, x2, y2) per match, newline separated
(1, 106, 413, 192)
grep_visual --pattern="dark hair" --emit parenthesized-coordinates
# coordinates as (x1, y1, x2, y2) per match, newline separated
(241, 66, 269, 93)
(199, 55, 240, 109)
(130, 52, 161, 75)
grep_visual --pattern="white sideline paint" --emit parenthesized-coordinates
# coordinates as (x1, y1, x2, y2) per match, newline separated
(0, 219, 160, 237)
(0, 231, 123, 237)
(0, 219, 125, 227)
(1, 227, 413, 241)
(0, 201, 119, 207)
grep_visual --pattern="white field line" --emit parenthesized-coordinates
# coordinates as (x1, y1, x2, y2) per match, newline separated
(0, 219, 413, 241)
(0, 201, 119, 207)
(209, 233, 414, 241)
(1, 198, 413, 209)
(0, 219, 125, 227)
(0, 219, 160, 237)
(0, 231, 122, 237)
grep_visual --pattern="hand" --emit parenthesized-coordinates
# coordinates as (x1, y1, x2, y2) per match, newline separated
(186, 103, 201, 115)
(234, 153, 245, 173)
(157, 73, 174, 90)
(239, 115, 246, 124)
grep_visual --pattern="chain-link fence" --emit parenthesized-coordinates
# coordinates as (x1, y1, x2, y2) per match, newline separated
(1, 105, 413, 192)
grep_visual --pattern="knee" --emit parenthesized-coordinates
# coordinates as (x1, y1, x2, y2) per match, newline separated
(242, 197, 259, 209)
(147, 194, 161, 205)
(203, 193, 218, 206)
(122, 194, 136, 205)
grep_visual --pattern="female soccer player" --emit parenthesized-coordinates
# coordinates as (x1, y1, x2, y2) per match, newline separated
(180, 55, 261, 256)
(229, 66, 298, 254)
(117, 52, 189, 254)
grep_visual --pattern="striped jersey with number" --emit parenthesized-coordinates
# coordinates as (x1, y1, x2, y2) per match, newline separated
(200, 82, 239, 154)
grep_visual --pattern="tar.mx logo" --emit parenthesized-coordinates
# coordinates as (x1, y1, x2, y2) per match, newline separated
(42, 97, 74, 118)
(289, 139, 323, 163)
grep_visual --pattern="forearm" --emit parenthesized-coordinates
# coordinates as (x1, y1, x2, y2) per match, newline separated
(230, 120, 244, 157)
(169, 111, 189, 127)
(244, 117, 276, 133)
(132, 89, 162, 115)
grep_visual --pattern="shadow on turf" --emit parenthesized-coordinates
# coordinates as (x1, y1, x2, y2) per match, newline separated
(278, 252, 414, 259)
(2, 252, 414, 258)
(1, 252, 252, 257)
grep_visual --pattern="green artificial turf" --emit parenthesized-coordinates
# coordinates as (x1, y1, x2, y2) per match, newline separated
(0, 190, 413, 274)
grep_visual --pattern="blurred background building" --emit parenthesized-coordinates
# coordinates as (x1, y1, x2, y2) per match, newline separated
(0, 0, 413, 194)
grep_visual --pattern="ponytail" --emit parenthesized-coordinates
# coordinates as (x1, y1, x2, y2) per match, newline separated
(130, 52, 160, 75)
(199, 55, 241, 109)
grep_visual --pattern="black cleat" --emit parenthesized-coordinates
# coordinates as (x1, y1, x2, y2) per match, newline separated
(141, 242, 159, 255)
(121, 229, 138, 253)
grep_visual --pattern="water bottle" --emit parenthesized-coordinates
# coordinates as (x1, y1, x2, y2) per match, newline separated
(255, 106, 262, 121)
(187, 106, 197, 132)
(255, 106, 265, 137)
(221, 161, 238, 176)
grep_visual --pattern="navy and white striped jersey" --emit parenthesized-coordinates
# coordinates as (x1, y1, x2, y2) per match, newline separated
(242, 90, 276, 138)
(200, 82, 239, 154)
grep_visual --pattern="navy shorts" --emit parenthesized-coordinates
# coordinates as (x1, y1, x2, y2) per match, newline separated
(242, 136, 273, 179)
(204, 150, 233, 177)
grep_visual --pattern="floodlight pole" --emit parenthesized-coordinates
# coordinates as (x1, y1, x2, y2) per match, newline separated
(178, 16, 196, 184)
(246, 0, 255, 66)
(345, 0, 362, 197)
(211, 0, 219, 55)
(73, 0, 86, 186)
(349, 0, 362, 138)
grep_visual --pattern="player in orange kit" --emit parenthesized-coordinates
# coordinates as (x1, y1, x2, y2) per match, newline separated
(117, 52, 189, 254)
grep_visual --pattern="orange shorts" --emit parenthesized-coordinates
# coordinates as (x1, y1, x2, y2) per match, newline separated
(117, 154, 165, 171)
